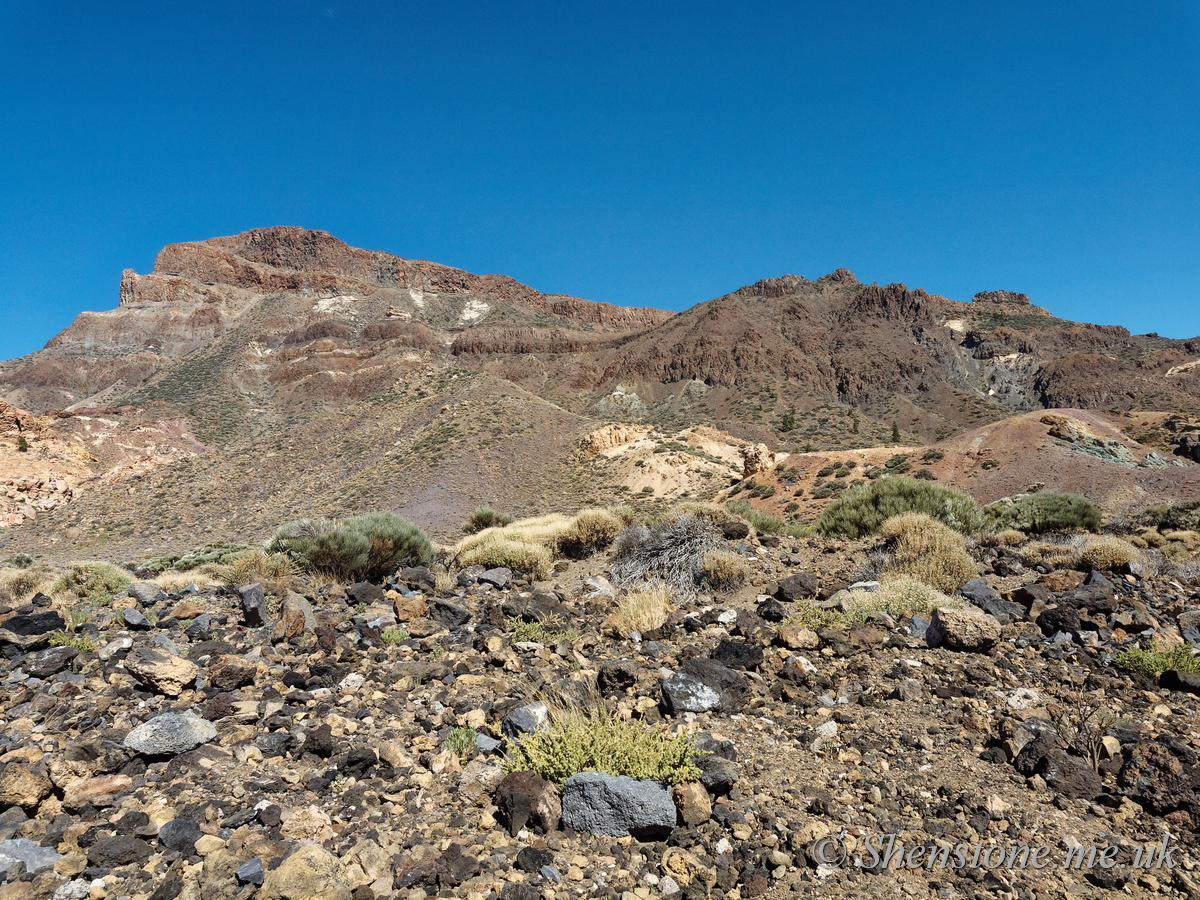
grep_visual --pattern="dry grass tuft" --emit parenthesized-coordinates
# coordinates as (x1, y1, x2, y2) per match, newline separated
(607, 583, 671, 637)
(700, 549, 748, 592)
(557, 508, 623, 559)
(153, 569, 222, 592)
(0, 566, 56, 604)
(1078, 535, 1140, 571)
(215, 549, 297, 585)
(879, 512, 977, 593)
(1019, 538, 1082, 571)
(997, 528, 1028, 547)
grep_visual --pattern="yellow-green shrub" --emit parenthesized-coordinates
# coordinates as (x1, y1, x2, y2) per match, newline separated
(997, 529, 1027, 547)
(558, 508, 623, 559)
(1020, 540, 1081, 571)
(0, 566, 56, 604)
(1079, 535, 1139, 571)
(215, 549, 297, 585)
(457, 537, 552, 579)
(879, 512, 976, 593)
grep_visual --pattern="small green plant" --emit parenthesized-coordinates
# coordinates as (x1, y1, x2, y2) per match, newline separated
(10, 554, 33, 569)
(503, 703, 701, 787)
(381, 626, 410, 644)
(446, 726, 478, 759)
(724, 500, 808, 538)
(891, 422, 901, 443)
(430, 645, 445, 660)
(508, 617, 581, 644)
(51, 562, 133, 606)
(1114, 642, 1200, 677)
(16, 435, 28, 452)
(48, 631, 98, 652)
(780, 407, 796, 432)
(921, 449, 945, 462)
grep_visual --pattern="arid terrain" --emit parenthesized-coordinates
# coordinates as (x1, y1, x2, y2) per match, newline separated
(1, 229, 1200, 900)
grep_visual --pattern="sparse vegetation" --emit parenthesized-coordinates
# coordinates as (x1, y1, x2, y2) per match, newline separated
(0, 565, 55, 604)
(814, 476, 984, 538)
(381, 626, 410, 644)
(878, 512, 977, 593)
(984, 492, 1101, 535)
(51, 562, 133, 606)
(502, 702, 700, 787)
(16, 435, 28, 452)
(446, 726, 478, 759)
(269, 512, 434, 582)
(508, 617, 581, 644)
(723, 499, 808, 538)
(610, 513, 723, 594)
(1136, 500, 1200, 534)
(1020, 538, 1082, 571)
(784, 576, 961, 630)
(557, 508, 623, 559)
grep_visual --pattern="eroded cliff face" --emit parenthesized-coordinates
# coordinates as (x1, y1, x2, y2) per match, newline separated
(0, 227, 673, 414)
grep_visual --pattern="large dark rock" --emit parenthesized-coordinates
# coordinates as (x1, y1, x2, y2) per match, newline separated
(427, 599, 472, 628)
(679, 657, 748, 711)
(775, 573, 818, 602)
(439, 842, 480, 886)
(1013, 730, 1057, 776)
(711, 639, 763, 671)
(598, 659, 638, 696)
(1036, 605, 1081, 639)
(502, 592, 569, 624)
(302, 723, 337, 759)
(157, 818, 202, 853)
(1040, 750, 1103, 800)
(346, 582, 387, 605)
(560, 772, 676, 839)
(0, 612, 64, 650)
(22, 645, 78, 678)
(1160, 670, 1200, 695)
(88, 835, 154, 868)
(237, 583, 268, 628)
(501, 702, 548, 739)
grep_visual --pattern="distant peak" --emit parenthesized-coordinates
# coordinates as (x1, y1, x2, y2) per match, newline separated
(817, 268, 858, 285)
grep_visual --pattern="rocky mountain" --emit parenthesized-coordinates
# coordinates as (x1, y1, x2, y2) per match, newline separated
(2, 227, 1199, 561)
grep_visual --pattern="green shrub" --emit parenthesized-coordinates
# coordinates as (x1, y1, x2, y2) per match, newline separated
(52, 562, 133, 606)
(914, 468, 936, 481)
(1137, 501, 1200, 534)
(16, 435, 28, 452)
(462, 506, 515, 534)
(884, 454, 911, 470)
(503, 704, 700, 787)
(9, 554, 33, 569)
(814, 476, 984, 538)
(269, 512, 433, 582)
(879, 513, 977, 593)
(381, 626, 410, 644)
(446, 726, 478, 759)
(816, 463, 839, 478)
(922, 449, 945, 462)
(1114, 643, 1200, 676)
(509, 617, 581, 644)
(782, 576, 961, 631)
(985, 492, 1101, 535)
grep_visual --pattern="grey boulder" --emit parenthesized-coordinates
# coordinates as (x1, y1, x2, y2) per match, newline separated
(123, 710, 217, 756)
(560, 772, 676, 839)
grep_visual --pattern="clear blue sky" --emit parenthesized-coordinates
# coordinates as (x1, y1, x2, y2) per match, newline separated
(2, 1, 1198, 361)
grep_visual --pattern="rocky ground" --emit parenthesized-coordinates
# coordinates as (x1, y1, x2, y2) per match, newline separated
(1, 529, 1200, 900)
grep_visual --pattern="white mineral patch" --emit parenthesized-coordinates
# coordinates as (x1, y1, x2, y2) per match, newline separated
(408, 288, 425, 308)
(460, 298, 490, 323)
(313, 295, 358, 312)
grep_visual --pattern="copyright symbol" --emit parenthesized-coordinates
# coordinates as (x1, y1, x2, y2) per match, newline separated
(812, 832, 848, 869)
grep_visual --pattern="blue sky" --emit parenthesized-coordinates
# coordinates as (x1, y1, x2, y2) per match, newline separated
(2, 1, 1197, 361)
